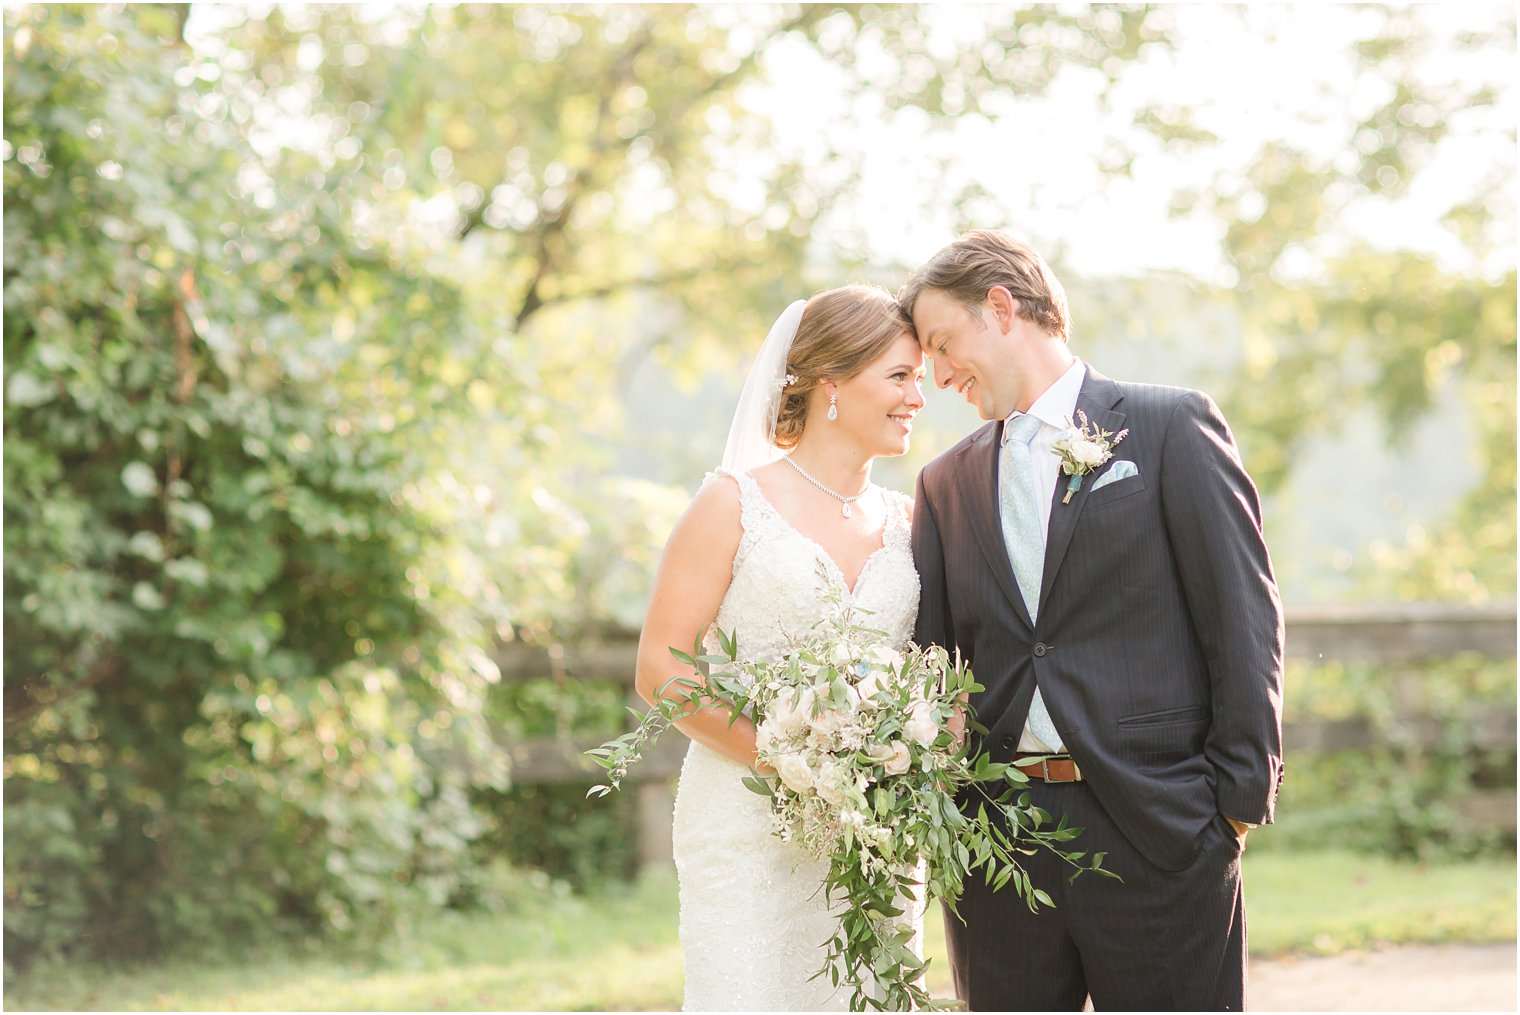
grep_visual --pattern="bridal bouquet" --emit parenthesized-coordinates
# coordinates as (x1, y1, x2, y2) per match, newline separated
(588, 591, 1113, 1011)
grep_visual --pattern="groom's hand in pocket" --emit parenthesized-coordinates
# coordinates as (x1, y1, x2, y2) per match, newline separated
(946, 692, 969, 749)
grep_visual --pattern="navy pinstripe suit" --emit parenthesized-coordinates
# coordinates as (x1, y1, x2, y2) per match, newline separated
(913, 364, 1285, 1010)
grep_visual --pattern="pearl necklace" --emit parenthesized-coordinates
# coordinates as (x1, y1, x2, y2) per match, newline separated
(783, 456, 872, 518)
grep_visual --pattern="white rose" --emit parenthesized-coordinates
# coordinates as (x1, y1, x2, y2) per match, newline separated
(811, 708, 846, 736)
(766, 686, 813, 738)
(1070, 437, 1107, 467)
(904, 701, 938, 746)
(883, 741, 912, 776)
(815, 762, 847, 806)
(773, 753, 815, 793)
(755, 723, 774, 754)
(829, 640, 857, 668)
(764, 699, 796, 738)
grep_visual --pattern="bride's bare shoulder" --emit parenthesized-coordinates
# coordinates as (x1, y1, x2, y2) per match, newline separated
(678, 469, 743, 533)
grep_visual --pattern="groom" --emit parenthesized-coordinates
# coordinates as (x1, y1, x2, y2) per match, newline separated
(903, 230, 1284, 1011)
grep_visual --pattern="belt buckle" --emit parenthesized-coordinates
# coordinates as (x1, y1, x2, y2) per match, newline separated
(1041, 757, 1081, 783)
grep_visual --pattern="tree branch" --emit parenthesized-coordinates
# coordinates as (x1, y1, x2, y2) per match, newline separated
(506, 7, 832, 329)
(514, 22, 661, 328)
(538, 262, 718, 310)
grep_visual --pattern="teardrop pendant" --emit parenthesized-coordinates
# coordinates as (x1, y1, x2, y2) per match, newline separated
(781, 455, 869, 520)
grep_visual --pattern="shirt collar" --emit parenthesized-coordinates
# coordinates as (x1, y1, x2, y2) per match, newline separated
(1002, 359, 1087, 444)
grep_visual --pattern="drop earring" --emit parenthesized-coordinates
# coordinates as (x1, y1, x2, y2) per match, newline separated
(826, 391, 838, 421)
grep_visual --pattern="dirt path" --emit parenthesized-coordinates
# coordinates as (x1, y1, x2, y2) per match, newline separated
(1250, 943, 1517, 1012)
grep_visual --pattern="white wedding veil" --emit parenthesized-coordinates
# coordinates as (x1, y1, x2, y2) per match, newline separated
(719, 299, 809, 473)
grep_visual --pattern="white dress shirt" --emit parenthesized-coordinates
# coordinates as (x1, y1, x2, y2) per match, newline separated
(1002, 358, 1086, 751)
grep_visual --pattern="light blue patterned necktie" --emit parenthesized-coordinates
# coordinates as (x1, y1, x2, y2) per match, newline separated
(1000, 413, 1063, 752)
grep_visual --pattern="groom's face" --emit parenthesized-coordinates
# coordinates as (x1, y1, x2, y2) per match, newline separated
(912, 288, 1018, 421)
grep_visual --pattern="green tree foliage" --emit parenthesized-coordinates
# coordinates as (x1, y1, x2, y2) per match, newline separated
(3, 5, 507, 965)
(1195, 9, 1516, 600)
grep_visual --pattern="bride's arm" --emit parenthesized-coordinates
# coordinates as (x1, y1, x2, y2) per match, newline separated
(634, 475, 767, 771)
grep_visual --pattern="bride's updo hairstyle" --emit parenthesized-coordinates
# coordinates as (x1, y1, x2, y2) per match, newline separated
(773, 284, 911, 450)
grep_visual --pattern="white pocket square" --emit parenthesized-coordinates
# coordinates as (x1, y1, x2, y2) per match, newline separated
(1090, 460, 1138, 492)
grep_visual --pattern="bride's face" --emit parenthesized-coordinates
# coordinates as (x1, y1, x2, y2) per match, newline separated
(828, 332, 926, 458)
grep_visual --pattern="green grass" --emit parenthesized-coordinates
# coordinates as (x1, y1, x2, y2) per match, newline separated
(7, 850, 1513, 1011)
(1244, 848, 1516, 956)
(7, 876, 685, 1012)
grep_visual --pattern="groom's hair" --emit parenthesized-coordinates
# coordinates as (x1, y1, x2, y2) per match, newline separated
(898, 230, 1070, 340)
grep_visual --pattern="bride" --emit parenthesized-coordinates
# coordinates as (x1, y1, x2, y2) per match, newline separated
(633, 285, 928, 1011)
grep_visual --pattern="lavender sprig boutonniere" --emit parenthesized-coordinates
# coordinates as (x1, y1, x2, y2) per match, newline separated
(1050, 410, 1129, 503)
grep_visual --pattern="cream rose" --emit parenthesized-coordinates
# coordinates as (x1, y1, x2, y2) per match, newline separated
(815, 762, 847, 805)
(767, 686, 814, 738)
(810, 708, 846, 736)
(883, 741, 912, 776)
(773, 752, 815, 793)
(904, 701, 938, 746)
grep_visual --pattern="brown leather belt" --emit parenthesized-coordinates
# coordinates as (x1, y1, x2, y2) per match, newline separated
(1013, 753, 1083, 783)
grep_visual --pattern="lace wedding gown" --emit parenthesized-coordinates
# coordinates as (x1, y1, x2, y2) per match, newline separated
(671, 468, 922, 1012)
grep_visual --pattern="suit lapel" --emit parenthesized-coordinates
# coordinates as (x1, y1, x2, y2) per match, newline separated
(1039, 367, 1126, 613)
(959, 423, 1035, 629)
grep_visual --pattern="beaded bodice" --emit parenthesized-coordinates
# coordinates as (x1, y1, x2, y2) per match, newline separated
(700, 467, 919, 670)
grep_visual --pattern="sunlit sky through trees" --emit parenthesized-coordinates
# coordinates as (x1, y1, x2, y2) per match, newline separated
(184, 3, 1514, 286)
(747, 3, 1514, 282)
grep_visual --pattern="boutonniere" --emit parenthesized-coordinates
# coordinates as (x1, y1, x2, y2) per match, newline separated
(1051, 410, 1129, 503)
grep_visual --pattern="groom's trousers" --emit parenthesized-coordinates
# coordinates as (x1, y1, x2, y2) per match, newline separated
(945, 777, 1247, 1011)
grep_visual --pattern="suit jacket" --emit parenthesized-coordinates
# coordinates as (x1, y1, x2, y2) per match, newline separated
(912, 364, 1285, 871)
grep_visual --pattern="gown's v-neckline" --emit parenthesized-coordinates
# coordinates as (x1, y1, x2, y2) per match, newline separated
(741, 473, 892, 598)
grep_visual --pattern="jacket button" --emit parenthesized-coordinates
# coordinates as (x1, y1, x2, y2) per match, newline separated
(1000, 736, 1015, 751)
(1033, 642, 1048, 657)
